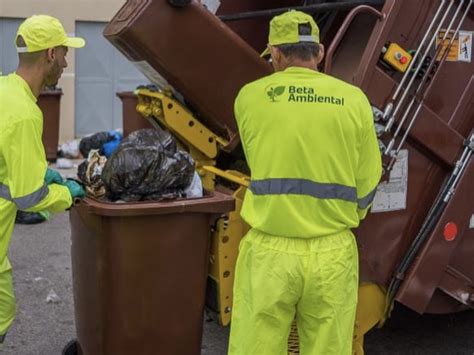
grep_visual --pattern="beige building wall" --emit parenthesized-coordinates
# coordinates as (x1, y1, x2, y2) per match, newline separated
(0, 0, 126, 142)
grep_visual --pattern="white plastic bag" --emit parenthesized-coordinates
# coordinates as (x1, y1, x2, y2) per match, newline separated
(184, 172, 203, 198)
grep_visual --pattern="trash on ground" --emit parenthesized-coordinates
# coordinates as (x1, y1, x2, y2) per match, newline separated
(56, 158, 74, 169)
(101, 128, 195, 202)
(58, 139, 81, 159)
(79, 131, 122, 158)
(77, 150, 107, 199)
(46, 289, 61, 304)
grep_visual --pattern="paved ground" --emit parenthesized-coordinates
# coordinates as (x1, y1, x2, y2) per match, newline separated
(3, 211, 474, 355)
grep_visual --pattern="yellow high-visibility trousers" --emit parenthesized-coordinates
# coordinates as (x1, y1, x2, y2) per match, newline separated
(0, 256, 15, 344)
(228, 228, 358, 355)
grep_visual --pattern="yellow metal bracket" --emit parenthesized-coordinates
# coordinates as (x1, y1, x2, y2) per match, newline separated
(353, 283, 387, 354)
(135, 88, 228, 159)
(201, 165, 250, 188)
(209, 185, 249, 326)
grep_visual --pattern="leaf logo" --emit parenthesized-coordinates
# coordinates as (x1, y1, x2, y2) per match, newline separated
(266, 86, 286, 102)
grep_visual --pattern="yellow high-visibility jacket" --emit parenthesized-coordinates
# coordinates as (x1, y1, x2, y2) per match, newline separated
(235, 66, 382, 238)
(0, 73, 71, 268)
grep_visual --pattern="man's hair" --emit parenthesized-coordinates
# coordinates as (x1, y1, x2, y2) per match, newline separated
(275, 23, 320, 61)
(16, 36, 45, 65)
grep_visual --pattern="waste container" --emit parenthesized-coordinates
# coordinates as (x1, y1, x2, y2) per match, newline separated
(117, 91, 153, 137)
(104, 0, 272, 151)
(38, 88, 62, 162)
(69, 191, 235, 355)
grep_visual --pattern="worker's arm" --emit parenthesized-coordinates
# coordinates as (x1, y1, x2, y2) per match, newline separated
(356, 94, 382, 220)
(3, 118, 72, 213)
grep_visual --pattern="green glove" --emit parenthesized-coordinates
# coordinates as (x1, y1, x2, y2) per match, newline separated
(38, 211, 51, 221)
(63, 180, 86, 199)
(45, 168, 63, 185)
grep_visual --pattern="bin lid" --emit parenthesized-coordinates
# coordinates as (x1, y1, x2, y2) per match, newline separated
(104, 0, 272, 152)
(73, 190, 235, 217)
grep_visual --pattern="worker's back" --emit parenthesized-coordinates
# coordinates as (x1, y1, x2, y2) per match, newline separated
(235, 66, 381, 238)
(0, 73, 44, 184)
(0, 73, 42, 129)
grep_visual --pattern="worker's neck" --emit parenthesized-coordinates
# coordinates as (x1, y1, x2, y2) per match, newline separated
(284, 58, 318, 72)
(16, 65, 45, 98)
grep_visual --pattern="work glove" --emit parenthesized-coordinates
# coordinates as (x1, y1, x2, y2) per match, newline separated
(63, 180, 86, 199)
(44, 168, 63, 185)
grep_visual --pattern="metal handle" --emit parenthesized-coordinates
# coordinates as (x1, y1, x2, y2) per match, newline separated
(324, 5, 384, 74)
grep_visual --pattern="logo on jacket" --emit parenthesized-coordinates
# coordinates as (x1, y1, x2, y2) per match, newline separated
(288, 86, 345, 106)
(266, 85, 286, 102)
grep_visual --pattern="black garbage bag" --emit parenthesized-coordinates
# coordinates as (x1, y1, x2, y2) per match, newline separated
(79, 131, 118, 158)
(101, 128, 195, 201)
(15, 211, 47, 225)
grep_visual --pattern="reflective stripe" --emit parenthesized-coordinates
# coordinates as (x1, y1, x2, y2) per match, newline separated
(0, 183, 49, 210)
(357, 187, 378, 209)
(298, 35, 317, 43)
(250, 178, 357, 203)
(0, 184, 11, 200)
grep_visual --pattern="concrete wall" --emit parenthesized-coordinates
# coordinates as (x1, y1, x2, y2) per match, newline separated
(0, 0, 126, 142)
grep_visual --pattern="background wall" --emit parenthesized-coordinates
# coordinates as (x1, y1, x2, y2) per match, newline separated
(0, 0, 148, 142)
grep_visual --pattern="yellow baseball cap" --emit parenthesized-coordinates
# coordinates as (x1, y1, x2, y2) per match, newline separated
(15, 15, 85, 53)
(261, 10, 320, 57)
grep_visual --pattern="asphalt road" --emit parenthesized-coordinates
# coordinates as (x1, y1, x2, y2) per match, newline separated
(3, 212, 474, 355)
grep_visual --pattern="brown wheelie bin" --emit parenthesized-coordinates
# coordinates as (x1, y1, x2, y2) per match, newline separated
(117, 91, 153, 137)
(103, 0, 272, 151)
(38, 88, 62, 162)
(69, 192, 234, 355)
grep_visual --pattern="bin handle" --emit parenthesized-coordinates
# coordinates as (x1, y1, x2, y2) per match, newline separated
(324, 5, 384, 74)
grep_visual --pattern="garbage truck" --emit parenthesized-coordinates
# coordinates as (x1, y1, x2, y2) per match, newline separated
(68, 0, 474, 353)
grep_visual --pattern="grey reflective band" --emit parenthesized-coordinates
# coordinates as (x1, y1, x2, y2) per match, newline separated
(357, 187, 378, 209)
(250, 178, 357, 203)
(0, 184, 11, 200)
(16, 46, 29, 53)
(0, 183, 49, 209)
(298, 35, 317, 43)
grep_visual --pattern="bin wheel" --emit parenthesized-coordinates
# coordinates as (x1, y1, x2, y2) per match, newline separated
(62, 339, 78, 355)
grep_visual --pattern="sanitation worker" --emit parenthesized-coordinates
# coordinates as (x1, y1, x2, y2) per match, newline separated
(0, 15, 86, 349)
(228, 10, 382, 355)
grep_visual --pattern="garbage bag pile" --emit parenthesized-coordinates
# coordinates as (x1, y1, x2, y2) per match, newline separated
(78, 128, 200, 202)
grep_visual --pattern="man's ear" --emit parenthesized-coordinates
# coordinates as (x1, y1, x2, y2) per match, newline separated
(270, 46, 281, 63)
(46, 48, 56, 63)
(316, 43, 325, 65)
